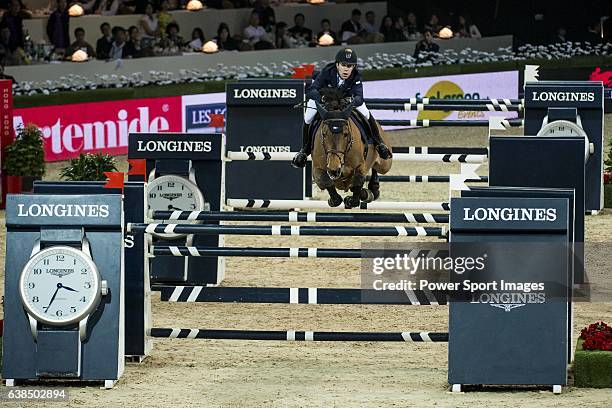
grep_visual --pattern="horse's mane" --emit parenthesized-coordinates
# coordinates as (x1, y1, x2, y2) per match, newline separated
(319, 88, 350, 111)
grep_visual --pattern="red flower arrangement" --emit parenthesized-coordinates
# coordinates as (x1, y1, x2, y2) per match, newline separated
(580, 322, 612, 351)
(604, 172, 612, 185)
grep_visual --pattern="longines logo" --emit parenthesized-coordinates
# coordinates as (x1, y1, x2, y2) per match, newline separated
(239, 145, 291, 153)
(233, 88, 297, 99)
(137, 140, 212, 152)
(160, 193, 182, 200)
(531, 91, 595, 102)
(463, 207, 557, 222)
(17, 204, 110, 218)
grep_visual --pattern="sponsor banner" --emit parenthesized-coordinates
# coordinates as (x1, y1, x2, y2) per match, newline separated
(225, 81, 303, 107)
(14, 96, 182, 162)
(364, 71, 520, 124)
(1, 79, 14, 208)
(519, 65, 612, 112)
(182, 93, 225, 133)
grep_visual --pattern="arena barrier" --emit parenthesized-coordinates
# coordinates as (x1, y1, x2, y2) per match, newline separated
(225, 199, 451, 211)
(150, 210, 450, 224)
(364, 97, 523, 105)
(148, 328, 449, 342)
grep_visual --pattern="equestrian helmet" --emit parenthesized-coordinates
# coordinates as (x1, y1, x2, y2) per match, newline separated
(335, 48, 357, 65)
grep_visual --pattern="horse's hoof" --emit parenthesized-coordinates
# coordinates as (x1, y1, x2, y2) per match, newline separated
(344, 195, 360, 209)
(372, 189, 380, 201)
(328, 196, 343, 207)
(359, 189, 375, 203)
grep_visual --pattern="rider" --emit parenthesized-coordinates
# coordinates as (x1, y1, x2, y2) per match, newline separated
(291, 48, 392, 168)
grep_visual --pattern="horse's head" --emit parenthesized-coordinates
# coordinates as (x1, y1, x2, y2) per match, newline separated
(315, 98, 354, 180)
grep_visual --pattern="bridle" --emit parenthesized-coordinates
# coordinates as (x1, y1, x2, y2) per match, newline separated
(321, 119, 353, 171)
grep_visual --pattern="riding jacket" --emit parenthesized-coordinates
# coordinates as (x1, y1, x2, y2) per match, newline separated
(306, 63, 364, 106)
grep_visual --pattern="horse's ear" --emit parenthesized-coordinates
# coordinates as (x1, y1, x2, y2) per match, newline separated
(315, 100, 328, 119)
(341, 101, 355, 119)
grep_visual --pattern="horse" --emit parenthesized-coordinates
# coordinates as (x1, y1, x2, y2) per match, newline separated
(310, 88, 393, 208)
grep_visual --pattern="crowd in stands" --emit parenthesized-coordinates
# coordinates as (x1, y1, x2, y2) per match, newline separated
(0, 0, 608, 67)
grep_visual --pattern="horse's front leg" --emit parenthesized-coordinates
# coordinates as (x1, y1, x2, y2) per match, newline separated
(344, 170, 366, 209)
(313, 168, 343, 207)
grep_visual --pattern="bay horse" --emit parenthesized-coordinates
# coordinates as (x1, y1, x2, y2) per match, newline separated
(310, 89, 393, 208)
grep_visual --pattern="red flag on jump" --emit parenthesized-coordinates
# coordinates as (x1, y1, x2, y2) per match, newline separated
(104, 172, 125, 191)
(291, 66, 306, 79)
(302, 64, 315, 77)
(127, 159, 147, 179)
(209, 113, 225, 128)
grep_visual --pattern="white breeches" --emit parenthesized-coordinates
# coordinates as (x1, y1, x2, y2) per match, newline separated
(304, 98, 370, 124)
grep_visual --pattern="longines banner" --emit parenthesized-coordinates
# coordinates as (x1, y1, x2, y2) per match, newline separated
(519, 65, 612, 112)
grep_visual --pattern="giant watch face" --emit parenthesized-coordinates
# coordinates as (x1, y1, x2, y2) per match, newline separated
(537, 119, 590, 160)
(19, 246, 102, 326)
(147, 174, 205, 239)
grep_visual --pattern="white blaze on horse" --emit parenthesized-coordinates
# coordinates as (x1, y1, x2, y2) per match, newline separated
(310, 90, 393, 208)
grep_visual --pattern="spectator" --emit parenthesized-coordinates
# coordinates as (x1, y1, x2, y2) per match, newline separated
(275, 21, 293, 49)
(109, 25, 136, 59)
(243, 11, 273, 49)
(66, 27, 95, 59)
(0, 53, 17, 83)
(128, 25, 147, 57)
(288, 13, 312, 45)
(46, 0, 69, 52)
(96, 22, 113, 60)
(215, 23, 239, 51)
(140, 2, 159, 40)
(424, 14, 442, 36)
(413, 29, 439, 58)
(404, 12, 420, 40)
(317, 18, 337, 45)
(95, 0, 121, 16)
(0, 0, 26, 49)
(363, 10, 377, 34)
(380, 15, 402, 42)
(340, 9, 362, 43)
(0, 24, 23, 65)
(455, 14, 481, 39)
(157, 0, 174, 37)
(164, 22, 183, 48)
(252, 0, 275, 32)
(188, 27, 205, 50)
(553, 26, 568, 43)
(585, 20, 603, 44)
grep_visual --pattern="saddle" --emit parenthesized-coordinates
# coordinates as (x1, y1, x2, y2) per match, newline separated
(309, 110, 372, 147)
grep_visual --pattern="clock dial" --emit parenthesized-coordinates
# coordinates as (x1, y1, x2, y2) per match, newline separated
(537, 120, 589, 161)
(20, 246, 101, 326)
(147, 175, 205, 238)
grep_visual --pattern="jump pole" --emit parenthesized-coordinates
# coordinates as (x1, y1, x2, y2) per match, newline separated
(225, 199, 451, 211)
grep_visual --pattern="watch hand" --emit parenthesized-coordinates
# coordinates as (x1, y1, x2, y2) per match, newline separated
(61, 285, 78, 292)
(43, 283, 63, 313)
(168, 205, 183, 211)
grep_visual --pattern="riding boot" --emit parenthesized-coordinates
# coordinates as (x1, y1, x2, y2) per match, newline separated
(291, 122, 311, 168)
(367, 114, 392, 159)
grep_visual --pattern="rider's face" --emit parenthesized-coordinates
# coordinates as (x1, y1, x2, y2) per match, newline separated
(336, 62, 355, 80)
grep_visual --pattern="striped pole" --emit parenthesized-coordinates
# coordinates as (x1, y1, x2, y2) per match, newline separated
(378, 119, 524, 127)
(150, 210, 450, 224)
(151, 246, 448, 259)
(149, 328, 449, 342)
(128, 223, 447, 237)
(152, 286, 448, 305)
(226, 151, 487, 163)
(368, 103, 523, 112)
(364, 97, 523, 105)
(226, 199, 451, 211)
(392, 146, 488, 155)
(373, 175, 488, 183)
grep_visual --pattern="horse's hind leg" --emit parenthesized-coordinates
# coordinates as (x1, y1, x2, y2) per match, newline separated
(367, 169, 380, 201)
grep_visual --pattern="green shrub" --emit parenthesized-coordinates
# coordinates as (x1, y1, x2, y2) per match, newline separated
(3, 124, 45, 177)
(60, 153, 118, 181)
